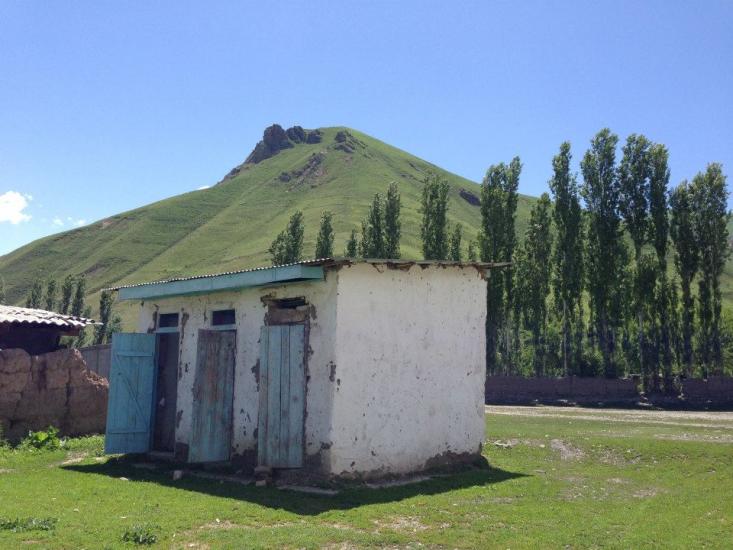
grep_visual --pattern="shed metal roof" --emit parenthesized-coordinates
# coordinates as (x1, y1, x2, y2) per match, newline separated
(0, 305, 98, 329)
(110, 257, 509, 301)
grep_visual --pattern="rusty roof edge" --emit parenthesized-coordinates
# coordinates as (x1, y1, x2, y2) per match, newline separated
(106, 257, 511, 292)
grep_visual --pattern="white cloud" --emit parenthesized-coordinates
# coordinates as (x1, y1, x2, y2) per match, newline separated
(197, 185, 210, 190)
(52, 217, 64, 226)
(0, 191, 32, 224)
(73, 219, 87, 227)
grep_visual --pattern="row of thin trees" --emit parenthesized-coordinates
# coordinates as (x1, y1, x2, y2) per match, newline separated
(269, 128, 730, 386)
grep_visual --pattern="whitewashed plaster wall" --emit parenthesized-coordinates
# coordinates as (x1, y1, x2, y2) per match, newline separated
(135, 272, 339, 464)
(328, 263, 487, 478)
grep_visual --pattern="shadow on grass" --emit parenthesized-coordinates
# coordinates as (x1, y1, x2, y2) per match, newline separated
(63, 459, 527, 515)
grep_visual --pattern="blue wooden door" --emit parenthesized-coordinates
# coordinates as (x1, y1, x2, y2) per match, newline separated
(257, 324, 305, 468)
(105, 333, 157, 454)
(189, 329, 236, 463)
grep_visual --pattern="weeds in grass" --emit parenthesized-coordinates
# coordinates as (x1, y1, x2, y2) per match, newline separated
(121, 523, 159, 545)
(19, 427, 64, 451)
(0, 517, 57, 532)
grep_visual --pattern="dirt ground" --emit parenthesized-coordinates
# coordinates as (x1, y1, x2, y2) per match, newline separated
(486, 404, 733, 429)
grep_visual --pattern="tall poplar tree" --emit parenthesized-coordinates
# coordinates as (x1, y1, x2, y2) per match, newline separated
(581, 129, 626, 378)
(0, 276, 6, 305)
(648, 144, 673, 388)
(516, 193, 553, 375)
(619, 134, 653, 386)
(670, 181, 698, 375)
(344, 229, 359, 258)
(384, 182, 402, 259)
(71, 275, 86, 317)
(549, 142, 584, 375)
(60, 275, 75, 314)
(361, 194, 385, 258)
(269, 211, 305, 264)
(449, 224, 463, 261)
(420, 172, 450, 260)
(480, 158, 521, 374)
(315, 211, 334, 258)
(26, 280, 43, 309)
(44, 279, 58, 312)
(691, 164, 730, 376)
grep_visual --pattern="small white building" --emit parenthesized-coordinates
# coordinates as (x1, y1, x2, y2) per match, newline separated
(106, 258, 494, 480)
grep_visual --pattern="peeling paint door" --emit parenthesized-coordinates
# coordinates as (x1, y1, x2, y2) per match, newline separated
(189, 329, 236, 463)
(105, 333, 157, 454)
(257, 324, 305, 468)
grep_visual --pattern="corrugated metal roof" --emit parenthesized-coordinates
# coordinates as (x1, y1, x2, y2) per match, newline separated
(108, 257, 509, 292)
(0, 305, 98, 329)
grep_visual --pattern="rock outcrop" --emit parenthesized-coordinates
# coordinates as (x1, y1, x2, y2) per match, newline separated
(0, 348, 108, 442)
(244, 124, 323, 165)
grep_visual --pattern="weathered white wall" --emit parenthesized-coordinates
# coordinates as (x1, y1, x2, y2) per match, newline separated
(136, 273, 338, 465)
(328, 263, 487, 478)
(132, 261, 487, 479)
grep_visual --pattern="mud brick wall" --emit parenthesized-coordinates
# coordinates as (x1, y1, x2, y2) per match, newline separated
(0, 348, 108, 443)
(682, 377, 733, 406)
(485, 375, 639, 405)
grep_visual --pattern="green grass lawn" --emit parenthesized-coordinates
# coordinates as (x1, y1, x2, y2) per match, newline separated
(2, 407, 732, 549)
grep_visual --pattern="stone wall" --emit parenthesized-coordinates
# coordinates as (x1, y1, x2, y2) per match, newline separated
(0, 348, 108, 443)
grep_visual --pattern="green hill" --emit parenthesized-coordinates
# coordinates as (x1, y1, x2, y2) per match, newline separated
(0, 125, 535, 324)
(1, 124, 731, 327)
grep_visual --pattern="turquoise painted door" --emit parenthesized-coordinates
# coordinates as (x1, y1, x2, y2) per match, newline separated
(189, 330, 236, 463)
(257, 324, 305, 468)
(105, 333, 157, 454)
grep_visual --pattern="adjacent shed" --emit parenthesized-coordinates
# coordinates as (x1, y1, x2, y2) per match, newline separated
(0, 305, 97, 355)
(106, 258, 498, 480)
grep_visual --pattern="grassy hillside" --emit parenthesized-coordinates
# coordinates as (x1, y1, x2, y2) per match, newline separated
(1, 125, 731, 327)
(0, 126, 535, 324)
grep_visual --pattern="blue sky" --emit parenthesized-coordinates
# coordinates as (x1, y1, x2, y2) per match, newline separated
(1, 1, 732, 255)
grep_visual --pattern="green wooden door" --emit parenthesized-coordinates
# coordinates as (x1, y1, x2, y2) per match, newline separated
(257, 324, 305, 468)
(189, 329, 236, 463)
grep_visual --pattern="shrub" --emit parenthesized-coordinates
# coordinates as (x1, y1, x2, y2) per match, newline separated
(20, 427, 63, 451)
(121, 523, 159, 545)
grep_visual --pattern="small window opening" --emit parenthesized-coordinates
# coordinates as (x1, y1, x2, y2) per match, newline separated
(212, 309, 236, 326)
(272, 297, 307, 310)
(158, 313, 179, 328)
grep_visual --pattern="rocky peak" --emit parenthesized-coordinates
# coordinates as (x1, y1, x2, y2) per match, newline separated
(244, 124, 323, 165)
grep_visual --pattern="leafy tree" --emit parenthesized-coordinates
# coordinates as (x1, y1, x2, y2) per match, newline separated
(71, 275, 86, 317)
(420, 172, 450, 260)
(384, 182, 402, 259)
(549, 142, 584, 375)
(94, 290, 116, 345)
(581, 129, 626, 378)
(26, 280, 43, 309)
(670, 181, 698, 375)
(74, 306, 93, 348)
(60, 275, 75, 314)
(648, 144, 673, 389)
(691, 164, 730, 376)
(361, 194, 385, 258)
(315, 211, 334, 258)
(44, 279, 58, 312)
(619, 134, 653, 386)
(344, 229, 359, 258)
(269, 211, 305, 264)
(466, 239, 477, 262)
(479, 158, 521, 373)
(516, 194, 553, 375)
(449, 224, 463, 261)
